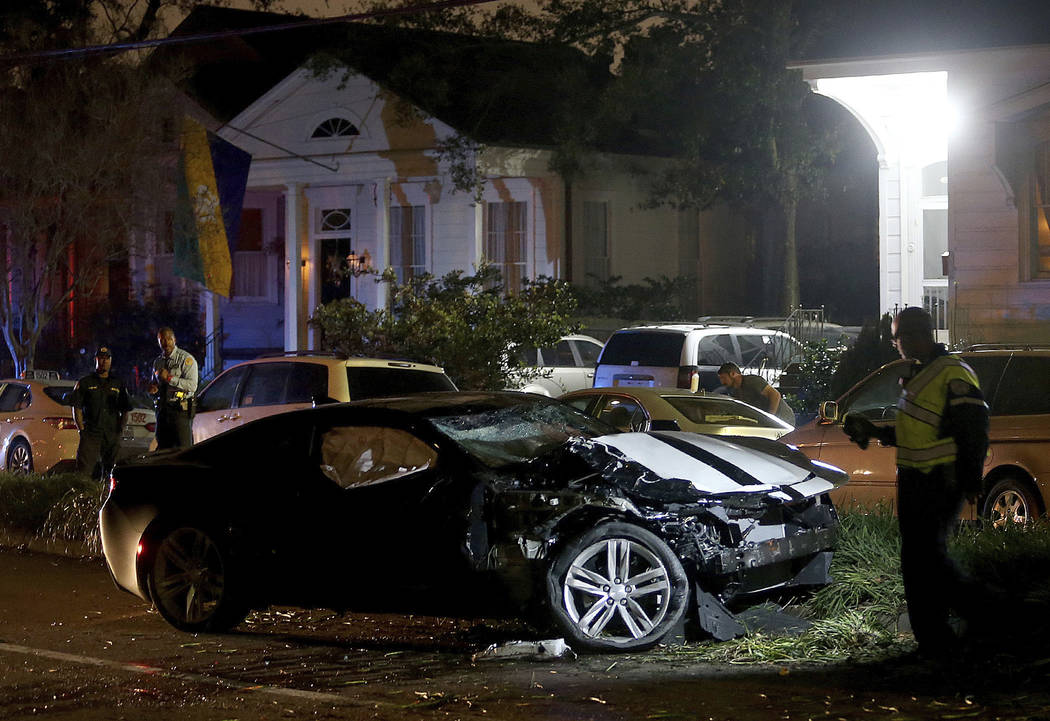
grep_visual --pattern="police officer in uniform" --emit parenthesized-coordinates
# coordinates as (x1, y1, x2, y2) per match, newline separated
(149, 327, 198, 449)
(71, 345, 132, 480)
(843, 307, 989, 658)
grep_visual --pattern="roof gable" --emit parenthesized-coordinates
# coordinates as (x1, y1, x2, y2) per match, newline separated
(162, 6, 613, 150)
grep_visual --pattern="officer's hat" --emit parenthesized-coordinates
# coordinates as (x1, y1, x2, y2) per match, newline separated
(95, 345, 112, 358)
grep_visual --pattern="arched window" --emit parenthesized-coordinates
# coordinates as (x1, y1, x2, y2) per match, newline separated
(311, 117, 360, 139)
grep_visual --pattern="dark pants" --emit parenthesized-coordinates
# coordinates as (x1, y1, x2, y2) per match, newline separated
(896, 465, 970, 653)
(156, 403, 193, 449)
(76, 431, 120, 481)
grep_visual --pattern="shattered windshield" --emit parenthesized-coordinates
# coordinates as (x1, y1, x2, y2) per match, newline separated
(428, 399, 611, 468)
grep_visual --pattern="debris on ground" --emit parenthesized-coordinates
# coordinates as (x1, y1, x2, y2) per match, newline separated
(472, 638, 576, 662)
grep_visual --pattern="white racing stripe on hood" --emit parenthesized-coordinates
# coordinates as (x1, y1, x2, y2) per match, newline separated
(592, 432, 833, 498)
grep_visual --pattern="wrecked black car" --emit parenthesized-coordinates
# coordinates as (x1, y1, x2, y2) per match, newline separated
(100, 392, 846, 653)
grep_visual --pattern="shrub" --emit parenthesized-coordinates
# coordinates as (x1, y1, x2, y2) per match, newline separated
(311, 264, 578, 390)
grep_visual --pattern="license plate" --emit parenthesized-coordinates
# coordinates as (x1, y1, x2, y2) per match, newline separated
(615, 379, 654, 387)
(130, 412, 148, 423)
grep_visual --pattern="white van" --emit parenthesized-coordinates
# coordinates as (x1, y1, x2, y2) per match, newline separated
(593, 324, 804, 392)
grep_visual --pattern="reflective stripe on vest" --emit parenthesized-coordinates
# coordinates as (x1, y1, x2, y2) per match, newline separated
(895, 355, 980, 472)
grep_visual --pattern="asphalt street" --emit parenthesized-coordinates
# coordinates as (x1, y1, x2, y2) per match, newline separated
(1, 547, 1048, 721)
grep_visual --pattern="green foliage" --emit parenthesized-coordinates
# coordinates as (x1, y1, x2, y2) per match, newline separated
(829, 314, 899, 398)
(781, 339, 846, 415)
(311, 264, 579, 390)
(0, 472, 96, 535)
(950, 520, 1050, 609)
(806, 506, 903, 621)
(569, 275, 697, 322)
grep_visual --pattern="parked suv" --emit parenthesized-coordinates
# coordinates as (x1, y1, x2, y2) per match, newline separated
(593, 324, 804, 392)
(193, 354, 456, 443)
(781, 348, 1050, 526)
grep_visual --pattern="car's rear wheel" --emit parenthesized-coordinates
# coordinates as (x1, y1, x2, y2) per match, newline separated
(148, 526, 248, 633)
(7, 438, 32, 473)
(546, 521, 689, 652)
(983, 478, 1041, 528)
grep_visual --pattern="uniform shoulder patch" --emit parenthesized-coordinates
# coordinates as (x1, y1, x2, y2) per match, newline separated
(948, 378, 976, 396)
(184, 357, 193, 366)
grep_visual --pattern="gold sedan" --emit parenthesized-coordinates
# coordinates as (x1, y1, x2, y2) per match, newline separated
(560, 386, 793, 440)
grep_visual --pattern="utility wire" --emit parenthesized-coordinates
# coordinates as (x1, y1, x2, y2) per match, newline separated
(0, 0, 502, 66)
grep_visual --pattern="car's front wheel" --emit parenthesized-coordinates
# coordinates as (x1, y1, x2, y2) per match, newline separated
(546, 521, 689, 652)
(147, 526, 249, 633)
(983, 478, 1041, 528)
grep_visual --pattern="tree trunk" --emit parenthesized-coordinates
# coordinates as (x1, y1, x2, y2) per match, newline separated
(782, 192, 800, 314)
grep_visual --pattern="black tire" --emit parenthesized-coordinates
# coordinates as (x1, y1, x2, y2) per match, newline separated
(147, 526, 249, 633)
(7, 438, 33, 473)
(983, 478, 1041, 528)
(546, 521, 690, 653)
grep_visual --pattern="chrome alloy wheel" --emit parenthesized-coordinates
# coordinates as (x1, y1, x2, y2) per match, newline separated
(152, 528, 226, 626)
(561, 538, 672, 643)
(8, 440, 32, 473)
(989, 488, 1032, 528)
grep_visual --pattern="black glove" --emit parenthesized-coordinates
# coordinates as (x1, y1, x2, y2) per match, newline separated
(843, 413, 877, 450)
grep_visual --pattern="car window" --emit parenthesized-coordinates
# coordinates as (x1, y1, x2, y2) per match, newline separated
(664, 396, 783, 428)
(596, 396, 648, 432)
(562, 396, 594, 413)
(696, 335, 737, 366)
(574, 339, 603, 368)
(346, 367, 456, 400)
(285, 363, 330, 404)
(43, 385, 74, 405)
(427, 398, 608, 468)
(197, 365, 249, 413)
(539, 341, 576, 367)
(990, 356, 1050, 415)
(736, 335, 770, 369)
(515, 347, 540, 365)
(320, 425, 437, 489)
(240, 363, 291, 407)
(0, 384, 29, 412)
(962, 355, 1008, 409)
(840, 363, 909, 421)
(599, 332, 683, 366)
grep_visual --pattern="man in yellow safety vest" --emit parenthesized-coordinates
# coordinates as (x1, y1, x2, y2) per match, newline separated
(843, 307, 989, 658)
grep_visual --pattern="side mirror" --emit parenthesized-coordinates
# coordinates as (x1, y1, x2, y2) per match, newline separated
(818, 401, 839, 423)
(647, 419, 681, 431)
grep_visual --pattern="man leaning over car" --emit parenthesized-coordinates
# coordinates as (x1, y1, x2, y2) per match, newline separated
(843, 306, 989, 659)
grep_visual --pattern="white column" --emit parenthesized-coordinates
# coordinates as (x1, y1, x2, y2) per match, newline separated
(474, 201, 484, 266)
(306, 223, 321, 349)
(204, 291, 221, 378)
(284, 183, 302, 352)
(375, 178, 391, 310)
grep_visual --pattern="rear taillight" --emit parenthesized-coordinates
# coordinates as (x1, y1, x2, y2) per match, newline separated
(145, 422, 156, 433)
(43, 417, 78, 430)
(676, 366, 699, 392)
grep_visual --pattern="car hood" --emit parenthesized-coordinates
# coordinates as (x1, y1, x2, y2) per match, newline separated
(562, 431, 847, 506)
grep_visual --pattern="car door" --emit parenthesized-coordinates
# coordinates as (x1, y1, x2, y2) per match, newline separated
(192, 365, 249, 442)
(818, 362, 908, 510)
(310, 422, 475, 602)
(539, 340, 596, 394)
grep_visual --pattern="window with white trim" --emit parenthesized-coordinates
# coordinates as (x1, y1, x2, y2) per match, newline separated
(389, 205, 426, 283)
(485, 201, 527, 294)
(582, 201, 609, 284)
(311, 118, 359, 139)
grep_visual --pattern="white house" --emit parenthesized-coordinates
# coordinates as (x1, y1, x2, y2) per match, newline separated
(139, 7, 747, 371)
